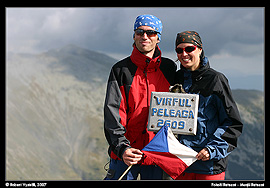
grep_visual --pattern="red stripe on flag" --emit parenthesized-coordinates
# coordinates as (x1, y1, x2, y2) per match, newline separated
(142, 151, 188, 179)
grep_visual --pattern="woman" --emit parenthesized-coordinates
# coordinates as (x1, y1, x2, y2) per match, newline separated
(174, 31, 243, 180)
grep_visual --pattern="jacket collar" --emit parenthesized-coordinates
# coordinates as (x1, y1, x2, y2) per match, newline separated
(181, 57, 210, 78)
(130, 45, 162, 71)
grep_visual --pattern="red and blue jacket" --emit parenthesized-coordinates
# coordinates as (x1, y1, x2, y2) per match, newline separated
(175, 57, 243, 175)
(104, 46, 176, 161)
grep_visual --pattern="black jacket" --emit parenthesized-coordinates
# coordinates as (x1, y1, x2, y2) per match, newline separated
(174, 57, 243, 174)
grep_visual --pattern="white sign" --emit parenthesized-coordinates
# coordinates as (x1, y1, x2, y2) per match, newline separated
(148, 92, 199, 135)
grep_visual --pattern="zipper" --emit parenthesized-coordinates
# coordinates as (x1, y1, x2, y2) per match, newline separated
(144, 59, 150, 107)
(141, 60, 150, 140)
(144, 70, 149, 107)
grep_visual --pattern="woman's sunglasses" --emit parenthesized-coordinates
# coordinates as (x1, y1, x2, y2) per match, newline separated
(134, 29, 160, 37)
(175, 46, 197, 54)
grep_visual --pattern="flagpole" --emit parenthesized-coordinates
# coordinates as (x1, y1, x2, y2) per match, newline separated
(118, 165, 133, 180)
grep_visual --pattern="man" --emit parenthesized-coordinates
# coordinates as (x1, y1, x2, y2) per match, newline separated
(104, 14, 176, 180)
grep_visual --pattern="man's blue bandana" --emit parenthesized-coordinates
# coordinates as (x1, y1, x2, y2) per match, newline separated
(134, 14, 162, 40)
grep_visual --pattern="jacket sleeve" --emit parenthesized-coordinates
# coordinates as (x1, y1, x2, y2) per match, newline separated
(104, 67, 131, 159)
(206, 74, 243, 160)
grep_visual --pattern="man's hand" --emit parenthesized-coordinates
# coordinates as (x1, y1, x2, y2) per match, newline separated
(122, 148, 143, 166)
(196, 148, 210, 161)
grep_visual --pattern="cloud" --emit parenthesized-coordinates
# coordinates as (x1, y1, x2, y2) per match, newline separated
(7, 8, 264, 78)
(7, 8, 264, 54)
(7, 8, 137, 53)
(210, 52, 264, 76)
(201, 9, 263, 57)
(158, 8, 264, 56)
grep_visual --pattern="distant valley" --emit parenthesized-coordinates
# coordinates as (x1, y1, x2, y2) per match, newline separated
(6, 45, 264, 180)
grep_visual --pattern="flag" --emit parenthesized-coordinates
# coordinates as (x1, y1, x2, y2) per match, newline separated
(142, 125, 198, 179)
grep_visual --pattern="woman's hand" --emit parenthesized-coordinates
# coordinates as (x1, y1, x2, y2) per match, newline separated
(122, 148, 143, 166)
(196, 148, 210, 161)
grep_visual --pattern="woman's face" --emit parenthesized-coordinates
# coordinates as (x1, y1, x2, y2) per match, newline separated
(176, 43, 202, 71)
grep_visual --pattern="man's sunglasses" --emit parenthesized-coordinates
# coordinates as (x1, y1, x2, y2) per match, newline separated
(175, 46, 197, 54)
(134, 29, 160, 37)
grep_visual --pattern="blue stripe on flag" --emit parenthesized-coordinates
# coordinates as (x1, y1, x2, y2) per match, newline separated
(142, 125, 169, 152)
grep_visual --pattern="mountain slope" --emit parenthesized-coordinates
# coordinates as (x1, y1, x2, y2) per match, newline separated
(226, 89, 264, 180)
(6, 45, 264, 180)
(7, 45, 114, 180)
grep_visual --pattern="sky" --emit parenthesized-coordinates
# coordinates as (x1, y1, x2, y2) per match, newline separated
(6, 7, 264, 90)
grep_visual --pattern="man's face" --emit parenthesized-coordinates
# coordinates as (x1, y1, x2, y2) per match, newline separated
(133, 26, 160, 56)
